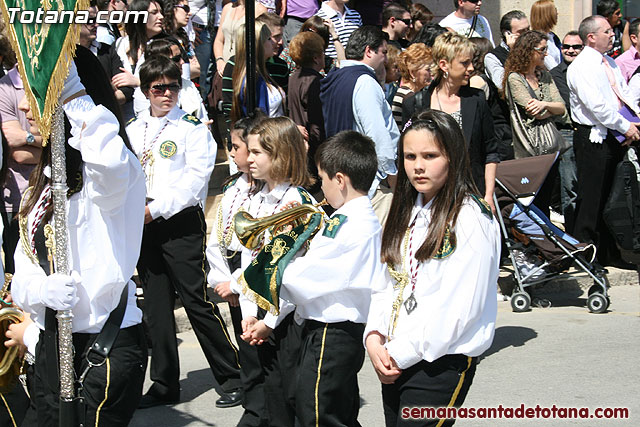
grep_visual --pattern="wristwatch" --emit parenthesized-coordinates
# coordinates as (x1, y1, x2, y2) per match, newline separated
(25, 131, 35, 145)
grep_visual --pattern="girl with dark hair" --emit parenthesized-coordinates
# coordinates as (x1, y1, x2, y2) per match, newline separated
(10, 47, 148, 426)
(161, 0, 201, 79)
(365, 109, 501, 427)
(597, 0, 631, 58)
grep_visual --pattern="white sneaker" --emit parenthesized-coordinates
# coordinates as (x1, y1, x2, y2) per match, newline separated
(497, 292, 510, 302)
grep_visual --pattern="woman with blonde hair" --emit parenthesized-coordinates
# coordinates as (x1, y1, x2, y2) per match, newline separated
(391, 43, 432, 128)
(402, 32, 500, 212)
(530, 0, 562, 69)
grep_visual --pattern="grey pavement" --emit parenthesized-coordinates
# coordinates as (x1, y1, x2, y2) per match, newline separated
(130, 283, 640, 427)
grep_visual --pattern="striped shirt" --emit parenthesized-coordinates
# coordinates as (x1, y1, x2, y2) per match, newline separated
(391, 86, 414, 129)
(315, 2, 362, 59)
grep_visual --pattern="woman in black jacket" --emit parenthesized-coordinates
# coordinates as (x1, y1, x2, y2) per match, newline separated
(402, 32, 500, 212)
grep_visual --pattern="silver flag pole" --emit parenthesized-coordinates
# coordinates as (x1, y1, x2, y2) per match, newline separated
(50, 105, 76, 422)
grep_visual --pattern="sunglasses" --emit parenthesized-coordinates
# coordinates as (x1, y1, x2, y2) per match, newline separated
(533, 46, 548, 54)
(150, 83, 181, 95)
(561, 43, 583, 50)
(397, 18, 412, 26)
(170, 54, 183, 63)
(175, 4, 190, 13)
(465, 0, 481, 4)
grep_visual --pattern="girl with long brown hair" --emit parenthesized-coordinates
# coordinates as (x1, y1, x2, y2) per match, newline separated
(365, 109, 501, 426)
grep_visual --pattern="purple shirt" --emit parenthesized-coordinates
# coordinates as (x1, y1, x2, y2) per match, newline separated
(286, 0, 319, 19)
(615, 45, 640, 83)
(0, 68, 37, 213)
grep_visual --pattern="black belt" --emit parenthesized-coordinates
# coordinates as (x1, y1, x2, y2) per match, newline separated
(286, 15, 309, 22)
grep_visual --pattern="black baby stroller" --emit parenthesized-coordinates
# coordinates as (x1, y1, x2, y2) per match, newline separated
(493, 153, 610, 313)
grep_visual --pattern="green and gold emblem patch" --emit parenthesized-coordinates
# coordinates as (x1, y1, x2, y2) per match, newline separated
(159, 140, 177, 158)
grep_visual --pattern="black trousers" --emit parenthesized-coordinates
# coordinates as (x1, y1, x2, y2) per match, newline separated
(1, 212, 19, 274)
(137, 206, 241, 398)
(382, 355, 477, 427)
(229, 305, 269, 426)
(257, 312, 304, 427)
(0, 380, 30, 427)
(296, 321, 365, 427)
(573, 126, 625, 264)
(32, 324, 147, 427)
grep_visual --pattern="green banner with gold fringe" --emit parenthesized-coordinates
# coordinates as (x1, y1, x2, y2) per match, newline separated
(0, 0, 89, 143)
(239, 213, 323, 316)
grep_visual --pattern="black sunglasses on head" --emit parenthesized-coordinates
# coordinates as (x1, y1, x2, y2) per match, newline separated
(150, 83, 181, 95)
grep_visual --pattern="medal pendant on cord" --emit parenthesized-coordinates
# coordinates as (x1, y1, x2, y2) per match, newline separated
(404, 291, 417, 314)
(404, 219, 419, 314)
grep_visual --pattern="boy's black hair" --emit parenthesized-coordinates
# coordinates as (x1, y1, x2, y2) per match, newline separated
(315, 131, 378, 193)
(139, 56, 182, 92)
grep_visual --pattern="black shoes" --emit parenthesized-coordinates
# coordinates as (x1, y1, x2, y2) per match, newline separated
(215, 389, 243, 408)
(138, 392, 180, 409)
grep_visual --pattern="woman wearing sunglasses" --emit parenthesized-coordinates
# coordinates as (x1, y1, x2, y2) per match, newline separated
(162, 0, 201, 79)
(126, 55, 242, 409)
(503, 30, 568, 216)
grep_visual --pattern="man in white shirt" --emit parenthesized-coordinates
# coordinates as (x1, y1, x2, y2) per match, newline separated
(567, 15, 640, 267)
(315, 0, 362, 60)
(439, 0, 494, 47)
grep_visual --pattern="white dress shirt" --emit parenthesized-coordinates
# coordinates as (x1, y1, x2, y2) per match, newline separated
(567, 46, 639, 142)
(126, 105, 216, 220)
(206, 173, 251, 289)
(233, 182, 316, 327)
(280, 196, 385, 324)
(364, 194, 501, 369)
(12, 95, 146, 333)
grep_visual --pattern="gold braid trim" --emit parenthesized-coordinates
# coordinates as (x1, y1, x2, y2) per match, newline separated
(0, 0, 90, 145)
(238, 273, 280, 316)
(18, 187, 38, 265)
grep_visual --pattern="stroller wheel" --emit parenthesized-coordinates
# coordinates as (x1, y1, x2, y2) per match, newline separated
(511, 292, 531, 312)
(587, 293, 607, 314)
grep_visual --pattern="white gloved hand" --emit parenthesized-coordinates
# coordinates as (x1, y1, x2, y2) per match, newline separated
(39, 271, 80, 311)
(59, 62, 85, 104)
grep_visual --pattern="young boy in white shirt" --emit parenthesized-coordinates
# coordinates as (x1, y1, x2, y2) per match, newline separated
(279, 130, 386, 426)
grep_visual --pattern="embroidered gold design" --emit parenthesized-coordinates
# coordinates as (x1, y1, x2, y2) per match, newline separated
(44, 224, 56, 273)
(434, 226, 455, 259)
(268, 240, 288, 265)
(159, 140, 177, 159)
(18, 187, 38, 265)
(325, 217, 341, 232)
